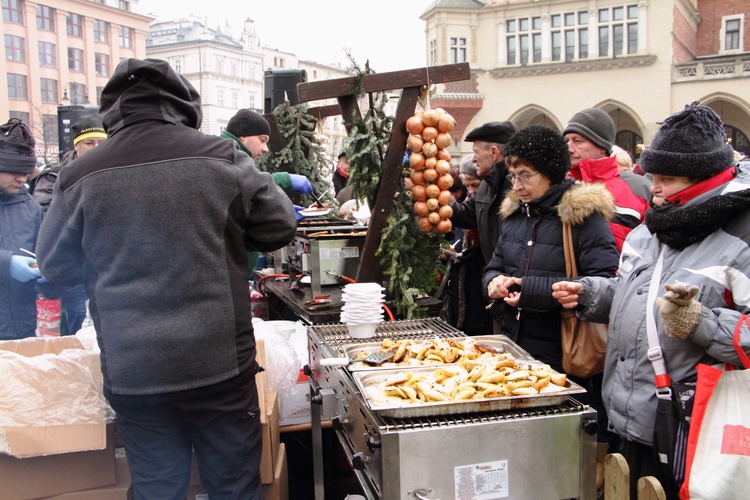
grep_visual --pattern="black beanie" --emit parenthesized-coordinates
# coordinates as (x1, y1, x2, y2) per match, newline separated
(563, 108, 616, 154)
(641, 102, 734, 179)
(0, 118, 36, 174)
(504, 125, 570, 185)
(71, 114, 107, 145)
(226, 109, 271, 137)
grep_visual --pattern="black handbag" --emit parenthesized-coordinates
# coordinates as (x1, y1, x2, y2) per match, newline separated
(652, 381, 695, 495)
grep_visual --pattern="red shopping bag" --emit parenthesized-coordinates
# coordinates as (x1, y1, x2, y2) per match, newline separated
(680, 315, 750, 499)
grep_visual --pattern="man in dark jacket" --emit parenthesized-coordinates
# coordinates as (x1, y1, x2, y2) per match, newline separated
(449, 121, 518, 265)
(449, 121, 517, 332)
(38, 58, 297, 500)
(0, 118, 42, 339)
(32, 114, 107, 335)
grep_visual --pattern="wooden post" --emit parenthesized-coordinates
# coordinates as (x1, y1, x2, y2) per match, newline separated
(294, 63, 471, 283)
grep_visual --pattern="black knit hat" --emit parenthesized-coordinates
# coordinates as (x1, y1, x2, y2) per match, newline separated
(563, 108, 616, 154)
(0, 118, 36, 174)
(226, 109, 271, 137)
(71, 114, 107, 145)
(641, 102, 734, 179)
(464, 121, 518, 144)
(504, 125, 570, 185)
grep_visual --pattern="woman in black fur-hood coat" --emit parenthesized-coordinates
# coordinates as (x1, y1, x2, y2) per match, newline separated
(482, 125, 619, 372)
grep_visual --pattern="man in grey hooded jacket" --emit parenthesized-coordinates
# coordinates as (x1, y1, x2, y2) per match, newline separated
(38, 58, 297, 500)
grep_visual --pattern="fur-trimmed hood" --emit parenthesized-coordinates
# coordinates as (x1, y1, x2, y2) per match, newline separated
(500, 180, 615, 226)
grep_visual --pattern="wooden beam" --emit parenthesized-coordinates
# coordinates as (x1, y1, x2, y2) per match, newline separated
(297, 63, 470, 102)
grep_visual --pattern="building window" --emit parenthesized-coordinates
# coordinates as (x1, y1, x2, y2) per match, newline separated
(174, 58, 181, 72)
(94, 20, 109, 43)
(36, 5, 54, 31)
(95, 53, 110, 76)
(119, 0, 129, 11)
(5, 35, 25, 62)
(96, 86, 104, 105)
(507, 18, 540, 65)
(38, 41, 56, 67)
(66, 82, 87, 104)
(598, 5, 638, 57)
(68, 48, 84, 72)
(215, 58, 223, 74)
(7, 73, 28, 100)
(449, 37, 467, 63)
(9, 111, 30, 123)
(721, 15, 744, 53)
(549, 10, 588, 62)
(40, 78, 57, 103)
(119, 26, 133, 48)
(429, 39, 436, 66)
(67, 13, 83, 37)
(217, 90, 224, 107)
(249, 94, 255, 108)
(2, 0, 23, 24)
(232, 92, 238, 109)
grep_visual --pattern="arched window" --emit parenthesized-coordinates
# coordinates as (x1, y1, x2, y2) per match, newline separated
(615, 130, 643, 163)
(725, 125, 749, 157)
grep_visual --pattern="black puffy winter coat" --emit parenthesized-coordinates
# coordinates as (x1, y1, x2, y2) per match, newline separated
(482, 179, 619, 370)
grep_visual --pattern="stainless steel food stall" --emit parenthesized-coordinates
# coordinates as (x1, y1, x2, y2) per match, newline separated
(304, 318, 598, 500)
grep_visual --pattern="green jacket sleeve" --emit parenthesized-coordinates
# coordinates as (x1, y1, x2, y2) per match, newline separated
(272, 172, 292, 190)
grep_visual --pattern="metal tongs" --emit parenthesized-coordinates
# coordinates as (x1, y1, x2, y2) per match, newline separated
(307, 188, 330, 209)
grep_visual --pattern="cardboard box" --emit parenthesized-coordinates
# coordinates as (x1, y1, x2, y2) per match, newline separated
(255, 337, 269, 414)
(0, 336, 107, 458)
(262, 442, 288, 500)
(41, 456, 130, 499)
(1, 425, 117, 500)
(278, 371, 311, 426)
(261, 391, 280, 484)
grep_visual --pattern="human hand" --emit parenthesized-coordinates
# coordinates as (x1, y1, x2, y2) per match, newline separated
(10, 255, 41, 282)
(293, 205, 306, 221)
(487, 275, 521, 300)
(289, 174, 313, 194)
(656, 283, 702, 340)
(504, 290, 521, 307)
(552, 281, 584, 309)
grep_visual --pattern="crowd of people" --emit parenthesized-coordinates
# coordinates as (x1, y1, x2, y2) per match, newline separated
(2, 54, 750, 499)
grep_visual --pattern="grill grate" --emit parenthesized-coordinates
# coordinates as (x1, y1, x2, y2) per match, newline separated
(311, 318, 465, 356)
(378, 398, 586, 431)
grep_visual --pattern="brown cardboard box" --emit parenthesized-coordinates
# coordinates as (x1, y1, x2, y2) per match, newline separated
(261, 391, 280, 484)
(255, 336, 269, 413)
(0, 425, 117, 500)
(262, 442, 288, 500)
(0, 336, 107, 458)
(40, 456, 130, 499)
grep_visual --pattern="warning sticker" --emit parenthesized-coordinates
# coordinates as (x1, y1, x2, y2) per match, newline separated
(454, 460, 509, 500)
(320, 246, 360, 259)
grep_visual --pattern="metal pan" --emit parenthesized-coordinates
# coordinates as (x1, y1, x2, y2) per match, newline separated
(343, 335, 534, 371)
(352, 365, 586, 418)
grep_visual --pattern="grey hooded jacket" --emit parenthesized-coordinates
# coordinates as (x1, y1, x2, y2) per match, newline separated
(576, 163, 750, 446)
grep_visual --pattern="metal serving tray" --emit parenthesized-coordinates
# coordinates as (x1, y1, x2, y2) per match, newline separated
(343, 334, 535, 372)
(352, 365, 586, 418)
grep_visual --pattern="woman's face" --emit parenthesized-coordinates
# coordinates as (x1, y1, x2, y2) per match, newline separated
(507, 162, 551, 203)
(649, 174, 696, 206)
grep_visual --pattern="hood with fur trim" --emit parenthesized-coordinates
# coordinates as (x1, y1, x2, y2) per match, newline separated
(500, 181, 615, 226)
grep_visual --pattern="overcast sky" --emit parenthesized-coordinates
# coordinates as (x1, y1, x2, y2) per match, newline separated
(135, 0, 432, 72)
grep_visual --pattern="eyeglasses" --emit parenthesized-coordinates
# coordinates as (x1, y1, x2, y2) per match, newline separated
(506, 172, 540, 184)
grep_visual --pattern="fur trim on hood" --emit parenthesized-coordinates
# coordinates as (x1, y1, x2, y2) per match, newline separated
(500, 181, 615, 226)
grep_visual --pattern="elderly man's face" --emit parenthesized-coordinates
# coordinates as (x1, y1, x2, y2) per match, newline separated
(337, 155, 350, 175)
(472, 141, 503, 178)
(566, 133, 607, 166)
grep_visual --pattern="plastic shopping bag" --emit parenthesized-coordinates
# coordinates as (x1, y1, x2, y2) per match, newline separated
(680, 316, 750, 499)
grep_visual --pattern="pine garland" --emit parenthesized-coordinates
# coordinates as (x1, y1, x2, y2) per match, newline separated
(257, 102, 336, 207)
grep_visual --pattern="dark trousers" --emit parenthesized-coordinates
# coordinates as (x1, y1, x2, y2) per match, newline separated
(110, 379, 262, 500)
(61, 284, 87, 335)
